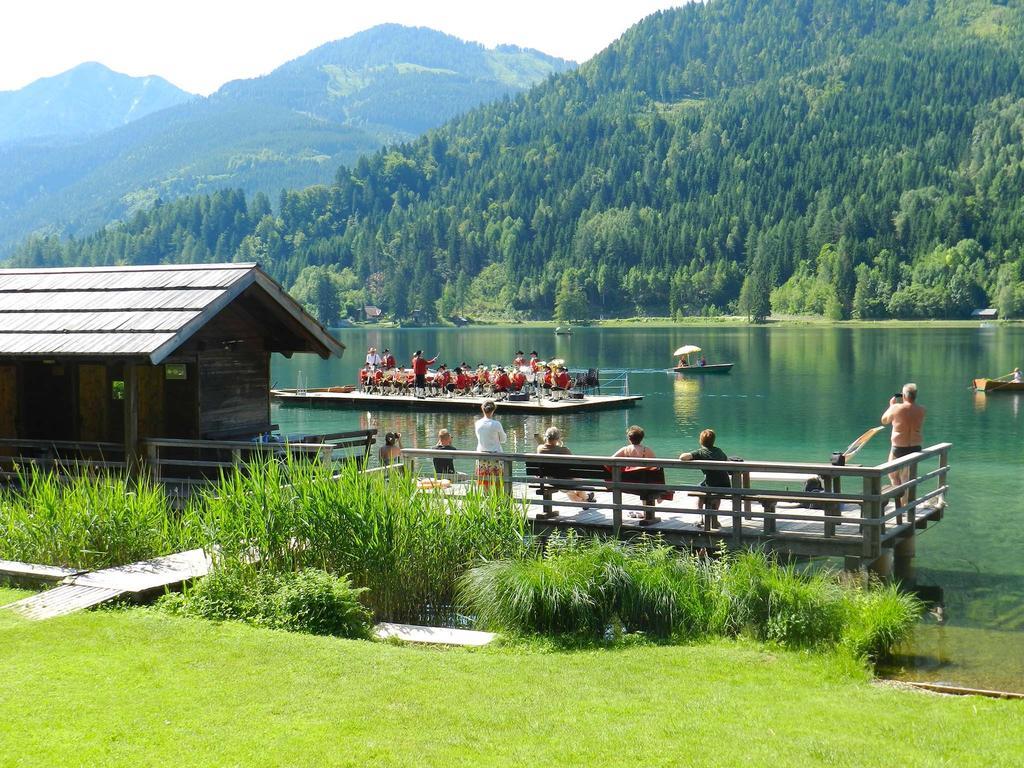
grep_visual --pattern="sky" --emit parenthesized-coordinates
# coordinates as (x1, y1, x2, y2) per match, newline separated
(1, 1, 686, 95)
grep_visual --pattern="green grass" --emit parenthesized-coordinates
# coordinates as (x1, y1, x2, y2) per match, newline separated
(0, 609, 1020, 767)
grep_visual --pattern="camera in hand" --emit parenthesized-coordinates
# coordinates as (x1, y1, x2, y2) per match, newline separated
(893, 392, 903, 400)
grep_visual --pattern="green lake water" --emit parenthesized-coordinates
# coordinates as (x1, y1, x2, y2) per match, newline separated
(272, 324, 1024, 691)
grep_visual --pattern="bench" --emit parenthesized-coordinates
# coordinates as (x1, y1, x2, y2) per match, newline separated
(524, 458, 607, 519)
(688, 488, 853, 537)
(523, 460, 671, 526)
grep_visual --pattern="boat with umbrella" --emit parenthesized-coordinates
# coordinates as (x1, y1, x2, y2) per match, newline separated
(672, 344, 733, 374)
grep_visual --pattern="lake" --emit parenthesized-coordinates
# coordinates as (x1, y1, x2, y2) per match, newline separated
(272, 323, 1024, 692)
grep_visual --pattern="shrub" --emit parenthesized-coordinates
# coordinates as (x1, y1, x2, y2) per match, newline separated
(159, 566, 372, 639)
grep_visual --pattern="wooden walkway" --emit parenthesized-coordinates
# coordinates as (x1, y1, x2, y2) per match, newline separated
(2, 549, 211, 620)
(374, 623, 496, 646)
(272, 388, 642, 414)
(401, 444, 951, 576)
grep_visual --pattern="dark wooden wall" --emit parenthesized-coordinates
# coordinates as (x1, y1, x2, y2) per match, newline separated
(197, 349, 269, 438)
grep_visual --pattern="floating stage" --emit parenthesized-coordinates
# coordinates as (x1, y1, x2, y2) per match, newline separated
(272, 388, 642, 414)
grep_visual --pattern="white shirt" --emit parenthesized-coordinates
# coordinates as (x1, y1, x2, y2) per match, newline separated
(366, 352, 381, 367)
(474, 417, 507, 453)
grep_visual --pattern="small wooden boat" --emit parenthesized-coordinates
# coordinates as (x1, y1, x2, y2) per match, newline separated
(671, 344, 732, 374)
(973, 378, 1024, 392)
(554, 326, 573, 336)
(673, 363, 734, 374)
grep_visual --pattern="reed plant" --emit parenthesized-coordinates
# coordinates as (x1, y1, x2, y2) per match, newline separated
(181, 458, 529, 623)
(0, 468, 175, 569)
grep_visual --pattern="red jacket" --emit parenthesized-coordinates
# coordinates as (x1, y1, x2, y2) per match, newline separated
(494, 372, 511, 391)
(412, 355, 436, 376)
(555, 371, 570, 389)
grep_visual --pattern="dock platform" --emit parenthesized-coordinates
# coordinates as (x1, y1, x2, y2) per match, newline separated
(272, 388, 642, 414)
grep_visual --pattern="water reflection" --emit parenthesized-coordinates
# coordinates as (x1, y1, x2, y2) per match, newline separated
(973, 391, 987, 413)
(673, 375, 701, 429)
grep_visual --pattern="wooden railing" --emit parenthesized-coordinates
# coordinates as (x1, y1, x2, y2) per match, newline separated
(399, 443, 952, 562)
(0, 438, 127, 479)
(142, 429, 377, 488)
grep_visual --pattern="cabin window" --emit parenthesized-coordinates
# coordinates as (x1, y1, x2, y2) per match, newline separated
(165, 364, 187, 380)
(111, 380, 125, 401)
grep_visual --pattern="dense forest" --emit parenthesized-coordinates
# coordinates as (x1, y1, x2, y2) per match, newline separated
(12, 0, 1024, 322)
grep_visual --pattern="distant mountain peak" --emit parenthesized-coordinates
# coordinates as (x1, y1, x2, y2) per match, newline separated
(0, 63, 194, 145)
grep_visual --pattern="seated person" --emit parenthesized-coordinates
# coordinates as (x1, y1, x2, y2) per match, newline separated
(1014, 367, 1022, 383)
(698, 356, 707, 367)
(612, 425, 659, 515)
(537, 427, 594, 507)
(372, 368, 384, 393)
(510, 369, 526, 391)
(679, 357, 689, 367)
(434, 365, 452, 396)
(678, 428, 731, 529)
(358, 364, 372, 391)
(433, 428, 457, 475)
(553, 366, 571, 399)
(379, 432, 402, 466)
(493, 367, 512, 394)
(454, 367, 472, 395)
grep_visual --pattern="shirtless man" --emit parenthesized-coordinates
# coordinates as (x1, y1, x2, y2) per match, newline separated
(880, 382, 925, 501)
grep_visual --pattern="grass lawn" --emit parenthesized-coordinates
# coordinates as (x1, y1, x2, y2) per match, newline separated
(0, 608, 1021, 767)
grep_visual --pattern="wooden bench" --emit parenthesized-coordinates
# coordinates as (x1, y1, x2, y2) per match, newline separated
(524, 459, 608, 519)
(523, 460, 670, 525)
(688, 489, 852, 536)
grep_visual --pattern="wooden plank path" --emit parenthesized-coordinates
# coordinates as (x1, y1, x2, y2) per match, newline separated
(0, 559, 84, 584)
(272, 388, 642, 414)
(3, 549, 211, 620)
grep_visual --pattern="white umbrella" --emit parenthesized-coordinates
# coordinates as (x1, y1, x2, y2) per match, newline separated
(673, 345, 701, 357)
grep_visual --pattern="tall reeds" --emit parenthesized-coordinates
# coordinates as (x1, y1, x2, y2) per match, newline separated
(0, 468, 174, 569)
(458, 537, 923, 662)
(179, 458, 529, 623)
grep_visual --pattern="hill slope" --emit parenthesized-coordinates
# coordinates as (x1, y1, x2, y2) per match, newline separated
(0, 62, 193, 145)
(15, 0, 1024, 321)
(0, 25, 573, 255)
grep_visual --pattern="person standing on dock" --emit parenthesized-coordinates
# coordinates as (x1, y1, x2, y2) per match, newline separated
(881, 383, 926, 503)
(411, 350, 437, 398)
(474, 400, 507, 492)
(366, 347, 381, 369)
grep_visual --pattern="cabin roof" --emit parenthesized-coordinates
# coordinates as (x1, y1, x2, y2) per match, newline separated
(0, 263, 345, 363)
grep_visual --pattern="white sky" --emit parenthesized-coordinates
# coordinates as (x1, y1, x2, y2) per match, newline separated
(0, 1, 686, 95)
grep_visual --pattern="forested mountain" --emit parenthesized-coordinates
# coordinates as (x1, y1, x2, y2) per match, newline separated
(13, 1, 1024, 322)
(0, 62, 193, 145)
(0, 26, 572, 256)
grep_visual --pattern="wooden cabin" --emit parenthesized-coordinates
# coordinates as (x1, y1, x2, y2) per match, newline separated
(0, 263, 344, 463)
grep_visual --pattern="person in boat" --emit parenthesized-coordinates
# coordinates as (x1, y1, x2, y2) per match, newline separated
(612, 425, 659, 514)
(1013, 368, 1023, 383)
(366, 347, 381, 369)
(698, 356, 707, 367)
(474, 400, 507, 492)
(678, 356, 689, 367)
(880, 383, 926, 504)
(678, 428, 731, 529)
(382, 348, 396, 369)
(379, 432, 402, 466)
(433, 428, 457, 476)
(411, 350, 437, 398)
(536, 427, 594, 507)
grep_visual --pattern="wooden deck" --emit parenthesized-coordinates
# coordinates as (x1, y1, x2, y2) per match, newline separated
(3, 549, 212, 620)
(272, 388, 642, 414)
(401, 444, 951, 576)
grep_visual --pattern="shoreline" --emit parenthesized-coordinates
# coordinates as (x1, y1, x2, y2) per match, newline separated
(339, 316, 1021, 330)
